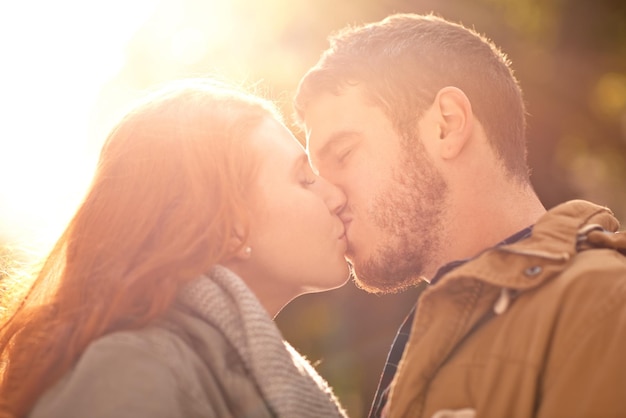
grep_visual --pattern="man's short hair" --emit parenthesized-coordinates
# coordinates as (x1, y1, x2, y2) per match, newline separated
(295, 13, 529, 181)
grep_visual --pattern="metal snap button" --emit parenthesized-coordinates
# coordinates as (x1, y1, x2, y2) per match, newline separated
(524, 265, 542, 277)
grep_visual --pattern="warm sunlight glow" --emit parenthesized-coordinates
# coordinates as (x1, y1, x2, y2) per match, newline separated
(0, 0, 270, 255)
(170, 27, 212, 67)
(0, 0, 158, 252)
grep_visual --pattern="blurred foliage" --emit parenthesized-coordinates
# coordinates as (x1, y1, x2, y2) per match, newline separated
(2, 0, 626, 416)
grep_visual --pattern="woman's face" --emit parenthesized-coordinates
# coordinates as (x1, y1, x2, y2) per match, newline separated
(231, 116, 349, 313)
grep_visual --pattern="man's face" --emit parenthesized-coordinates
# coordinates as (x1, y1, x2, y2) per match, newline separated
(304, 85, 449, 293)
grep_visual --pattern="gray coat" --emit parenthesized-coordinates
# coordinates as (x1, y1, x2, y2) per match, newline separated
(30, 267, 346, 418)
(30, 308, 275, 418)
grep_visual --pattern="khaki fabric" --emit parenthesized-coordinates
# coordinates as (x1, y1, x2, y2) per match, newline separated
(388, 200, 626, 418)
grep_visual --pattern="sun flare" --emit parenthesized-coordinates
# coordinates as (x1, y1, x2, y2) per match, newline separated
(0, 0, 235, 253)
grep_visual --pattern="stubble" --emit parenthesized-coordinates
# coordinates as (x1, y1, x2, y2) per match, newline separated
(352, 141, 448, 294)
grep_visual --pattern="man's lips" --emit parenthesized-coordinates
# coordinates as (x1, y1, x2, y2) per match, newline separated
(338, 225, 347, 240)
(338, 212, 352, 242)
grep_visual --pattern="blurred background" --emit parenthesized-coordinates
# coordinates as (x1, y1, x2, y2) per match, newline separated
(1, 0, 625, 416)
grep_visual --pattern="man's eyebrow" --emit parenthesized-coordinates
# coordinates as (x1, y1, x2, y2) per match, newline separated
(313, 130, 361, 161)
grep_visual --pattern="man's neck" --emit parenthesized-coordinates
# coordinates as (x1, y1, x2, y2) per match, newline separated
(437, 183, 546, 275)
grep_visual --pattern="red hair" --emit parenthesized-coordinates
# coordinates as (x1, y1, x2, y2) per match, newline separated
(0, 80, 279, 417)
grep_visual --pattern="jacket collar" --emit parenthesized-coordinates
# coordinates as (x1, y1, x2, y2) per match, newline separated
(443, 200, 620, 291)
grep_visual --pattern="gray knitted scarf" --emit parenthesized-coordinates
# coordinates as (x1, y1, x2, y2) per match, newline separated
(177, 265, 347, 418)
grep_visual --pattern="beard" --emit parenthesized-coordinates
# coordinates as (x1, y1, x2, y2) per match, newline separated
(350, 139, 449, 294)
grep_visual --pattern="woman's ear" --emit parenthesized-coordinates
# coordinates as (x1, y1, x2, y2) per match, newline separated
(227, 222, 252, 261)
(434, 86, 474, 160)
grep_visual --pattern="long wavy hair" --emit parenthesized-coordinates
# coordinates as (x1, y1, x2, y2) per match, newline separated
(0, 79, 280, 417)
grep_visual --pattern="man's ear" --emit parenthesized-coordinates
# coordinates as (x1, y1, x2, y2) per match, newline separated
(433, 86, 474, 160)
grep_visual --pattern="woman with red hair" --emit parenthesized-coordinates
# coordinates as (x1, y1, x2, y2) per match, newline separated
(0, 80, 349, 418)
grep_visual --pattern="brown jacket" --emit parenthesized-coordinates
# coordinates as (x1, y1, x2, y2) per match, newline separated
(388, 200, 626, 418)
